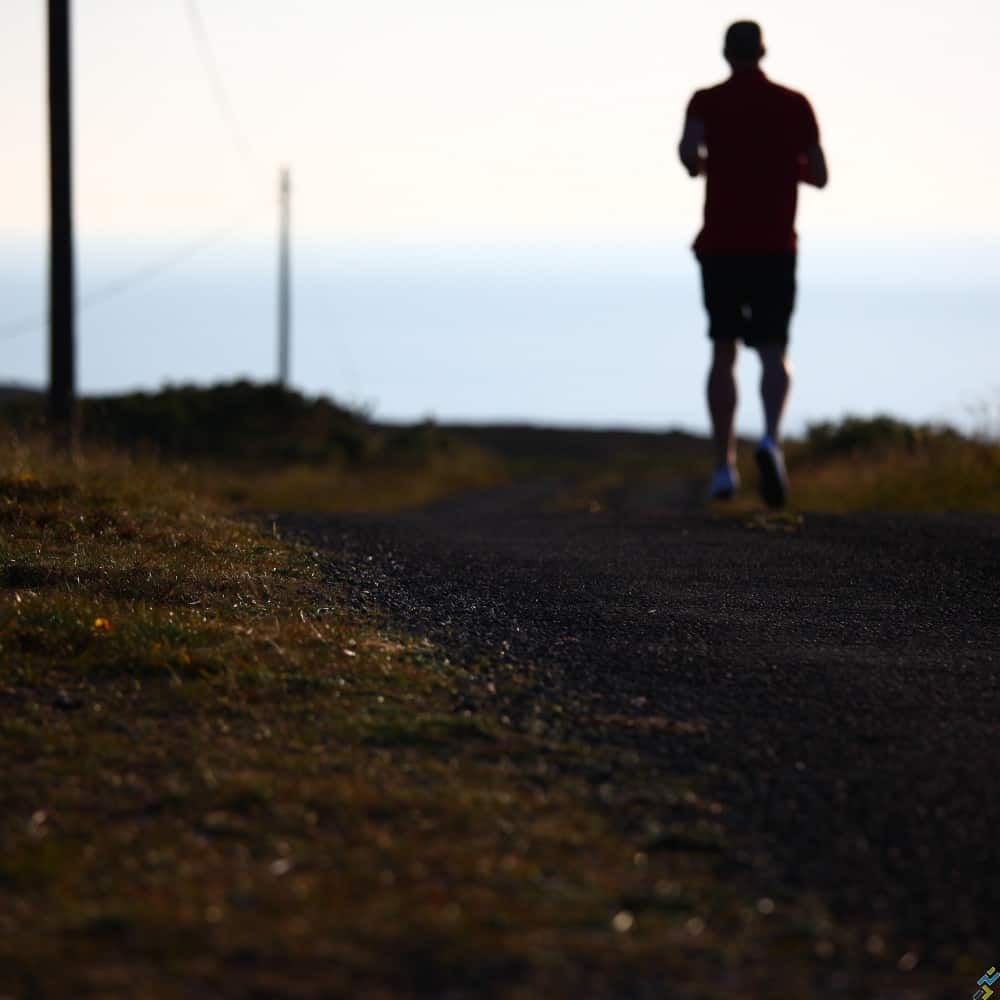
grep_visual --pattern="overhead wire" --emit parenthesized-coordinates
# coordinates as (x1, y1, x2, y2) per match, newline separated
(0, 219, 248, 342)
(182, 0, 256, 168)
(2, 1, 262, 343)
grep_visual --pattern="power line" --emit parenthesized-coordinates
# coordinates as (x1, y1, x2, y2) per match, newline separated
(182, 0, 255, 167)
(3, 5, 268, 349)
(3, 2, 262, 343)
(0, 219, 247, 342)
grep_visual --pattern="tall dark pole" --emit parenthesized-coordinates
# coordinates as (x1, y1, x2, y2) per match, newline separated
(277, 167, 291, 387)
(48, 0, 77, 449)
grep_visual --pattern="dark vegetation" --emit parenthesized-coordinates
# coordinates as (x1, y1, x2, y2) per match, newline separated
(785, 414, 999, 512)
(797, 414, 963, 460)
(0, 382, 506, 512)
(2, 380, 996, 512)
(2, 379, 451, 466)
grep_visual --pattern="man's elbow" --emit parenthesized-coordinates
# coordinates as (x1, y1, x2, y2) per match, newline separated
(803, 145, 828, 188)
(679, 145, 702, 177)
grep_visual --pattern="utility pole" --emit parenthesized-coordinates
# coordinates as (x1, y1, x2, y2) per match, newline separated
(48, 0, 78, 449)
(277, 167, 291, 387)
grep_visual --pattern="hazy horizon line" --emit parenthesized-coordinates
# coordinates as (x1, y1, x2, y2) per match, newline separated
(3, 229, 1000, 288)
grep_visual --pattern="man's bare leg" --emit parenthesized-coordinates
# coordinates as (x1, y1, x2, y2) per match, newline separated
(755, 343, 792, 507)
(758, 343, 791, 442)
(707, 339, 738, 468)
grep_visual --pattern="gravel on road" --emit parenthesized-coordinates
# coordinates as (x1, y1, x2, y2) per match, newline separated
(283, 492, 999, 978)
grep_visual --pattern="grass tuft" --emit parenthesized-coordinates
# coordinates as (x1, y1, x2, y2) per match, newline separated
(786, 414, 1000, 512)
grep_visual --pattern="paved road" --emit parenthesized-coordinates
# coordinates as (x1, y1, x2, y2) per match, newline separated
(285, 490, 999, 976)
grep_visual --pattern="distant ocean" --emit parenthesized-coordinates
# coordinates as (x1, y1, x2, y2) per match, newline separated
(2, 234, 998, 437)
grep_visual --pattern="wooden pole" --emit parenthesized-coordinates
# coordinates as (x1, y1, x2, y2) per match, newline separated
(277, 167, 291, 387)
(48, 0, 78, 449)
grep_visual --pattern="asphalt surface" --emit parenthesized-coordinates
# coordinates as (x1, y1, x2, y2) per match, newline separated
(283, 488, 999, 974)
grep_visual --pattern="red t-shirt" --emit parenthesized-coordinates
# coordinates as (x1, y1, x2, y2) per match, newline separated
(687, 69, 819, 254)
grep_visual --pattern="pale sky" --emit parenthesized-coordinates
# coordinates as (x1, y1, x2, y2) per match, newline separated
(3, 0, 1000, 242)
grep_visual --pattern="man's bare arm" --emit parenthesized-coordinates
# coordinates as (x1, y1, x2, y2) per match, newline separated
(679, 116, 706, 177)
(801, 142, 828, 188)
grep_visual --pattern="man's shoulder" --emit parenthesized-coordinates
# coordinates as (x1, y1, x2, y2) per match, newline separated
(687, 78, 730, 114)
(690, 78, 730, 101)
(689, 74, 816, 122)
(762, 77, 813, 108)
(692, 74, 812, 101)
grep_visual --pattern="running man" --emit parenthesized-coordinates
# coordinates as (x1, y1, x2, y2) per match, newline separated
(680, 20, 827, 507)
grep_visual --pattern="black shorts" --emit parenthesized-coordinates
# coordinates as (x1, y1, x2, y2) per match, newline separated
(698, 252, 797, 348)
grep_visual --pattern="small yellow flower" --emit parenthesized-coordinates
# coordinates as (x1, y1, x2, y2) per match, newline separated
(92, 617, 112, 632)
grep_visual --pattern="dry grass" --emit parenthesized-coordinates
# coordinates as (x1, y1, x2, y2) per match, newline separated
(789, 445, 1000, 512)
(452, 415, 1000, 516)
(0, 381, 510, 515)
(0, 431, 852, 999)
(785, 419, 1000, 513)
(202, 448, 507, 514)
(0, 428, 977, 997)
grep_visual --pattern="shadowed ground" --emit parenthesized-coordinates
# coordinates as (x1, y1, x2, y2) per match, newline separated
(285, 484, 999, 992)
